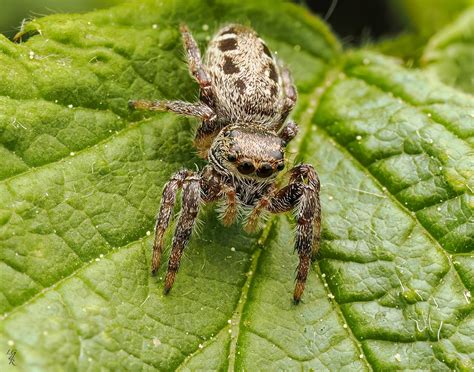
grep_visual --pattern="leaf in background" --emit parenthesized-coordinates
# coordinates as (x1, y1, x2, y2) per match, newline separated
(389, 0, 474, 37)
(0, 0, 473, 370)
(422, 7, 474, 94)
(370, 33, 427, 66)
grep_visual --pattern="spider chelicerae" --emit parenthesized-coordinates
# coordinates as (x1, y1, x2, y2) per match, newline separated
(130, 24, 321, 303)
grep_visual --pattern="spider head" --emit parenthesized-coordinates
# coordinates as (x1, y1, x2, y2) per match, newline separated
(209, 125, 286, 179)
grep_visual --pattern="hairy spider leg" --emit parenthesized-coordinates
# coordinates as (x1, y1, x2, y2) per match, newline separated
(129, 25, 225, 157)
(179, 24, 213, 93)
(244, 186, 276, 233)
(221, 185, 238, 226)
(291, 165, 321, 303)
(151, 170, 193, 275)
(129, 100, 214, 120)
(278, 119, 299, 145)
(163, 173, 202, 293)
(245, 164, 321, 303)
(277, 66, 298, 126)
(129, 23, 215, 118)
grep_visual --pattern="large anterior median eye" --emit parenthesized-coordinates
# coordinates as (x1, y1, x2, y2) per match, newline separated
(237, 161, 255, 175)
(257, 163, 273, 178)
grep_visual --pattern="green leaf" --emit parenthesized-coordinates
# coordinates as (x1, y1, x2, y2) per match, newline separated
(0, 0, 124, 38)
(0, 0, 473, 370)
(422, 7, 474, 94)
(389, 0, 474, 37)
(370, 33, 427, 66)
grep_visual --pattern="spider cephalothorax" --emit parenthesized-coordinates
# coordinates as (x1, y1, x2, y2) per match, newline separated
(210, 125, 286, 179)
(130, 24, 321, 303)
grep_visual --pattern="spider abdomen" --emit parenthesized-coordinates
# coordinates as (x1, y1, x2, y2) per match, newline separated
(205, 24, 283, 127)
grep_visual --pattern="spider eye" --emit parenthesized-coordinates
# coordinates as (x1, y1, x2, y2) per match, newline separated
(237, 161, 255, 175)
(257, 163, 273, 178)
(227, 153, 237, 162)
(277, 163, 285, 171)
(224, 130, 236, 138)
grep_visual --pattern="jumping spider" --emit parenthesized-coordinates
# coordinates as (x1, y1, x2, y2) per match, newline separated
(130, 24, 321, 303)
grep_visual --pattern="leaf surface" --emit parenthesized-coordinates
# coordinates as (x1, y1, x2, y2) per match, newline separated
(0, 0, 472, 370)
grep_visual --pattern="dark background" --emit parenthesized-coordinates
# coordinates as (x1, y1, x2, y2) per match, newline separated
(300, 0, 404, 43)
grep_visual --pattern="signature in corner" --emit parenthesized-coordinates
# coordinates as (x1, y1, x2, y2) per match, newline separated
(7, 348, 16, 366)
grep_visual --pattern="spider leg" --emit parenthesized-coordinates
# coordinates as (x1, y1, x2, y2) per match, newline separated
(244, 187, 276, 233)
(129, 98, 220, 159)
(180, 24, 212, 93)
(152, 170, 192, 275)
(180, 23, 224, 155)
(129, 99, 215, 121)
(278, 120, 299, 146)
(221, 185, 238, 226)
(164, 173, 202, 294)
(282, 66, 297, 110)
(194, 119, 225, 158)
(259, 164, 321, 304)
(291, 165, 321, 303)
(244, 198, 267, 233)
(130, 24, 217, 123)
(277, 66, 298, 125)
(130, 25, 222, 158)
